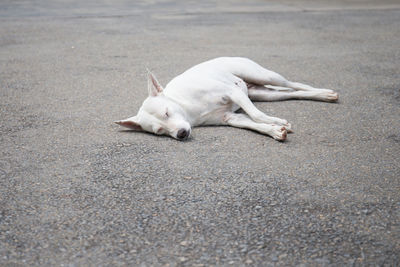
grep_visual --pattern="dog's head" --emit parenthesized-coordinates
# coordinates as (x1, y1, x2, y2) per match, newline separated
(115, 72, 191, 140)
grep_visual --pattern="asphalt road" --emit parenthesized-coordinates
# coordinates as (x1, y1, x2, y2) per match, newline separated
(1, 0, 399, 265)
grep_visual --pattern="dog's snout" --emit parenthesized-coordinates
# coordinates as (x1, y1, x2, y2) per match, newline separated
(177, 129, 189, 140)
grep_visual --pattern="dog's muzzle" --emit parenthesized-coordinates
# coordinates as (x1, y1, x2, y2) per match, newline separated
(176, 129, 190, 140)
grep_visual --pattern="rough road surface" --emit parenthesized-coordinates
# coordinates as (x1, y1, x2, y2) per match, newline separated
(1, 0, 399, 265)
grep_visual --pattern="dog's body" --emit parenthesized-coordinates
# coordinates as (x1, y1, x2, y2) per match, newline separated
(116, 57, 338, 141)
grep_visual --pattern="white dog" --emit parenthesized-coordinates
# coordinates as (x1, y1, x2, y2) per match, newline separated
(115, 57, 338, 141)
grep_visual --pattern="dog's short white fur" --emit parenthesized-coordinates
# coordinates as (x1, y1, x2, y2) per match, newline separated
(116, 57, 338, 141)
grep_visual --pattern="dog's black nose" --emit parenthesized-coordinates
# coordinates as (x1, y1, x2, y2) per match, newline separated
(177, 129, 189, 140)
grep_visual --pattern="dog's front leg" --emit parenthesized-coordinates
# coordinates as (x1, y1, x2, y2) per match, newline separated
(224, 113, 287, 141)
(228, 89, 292, 131)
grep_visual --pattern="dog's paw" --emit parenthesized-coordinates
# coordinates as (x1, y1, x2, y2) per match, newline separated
(275, 118, 289, 127)
(272, 126, 287, 141)
(283, 122, 293, 133)
(320, 91, 339, 102)
(327, 92, 339, 102)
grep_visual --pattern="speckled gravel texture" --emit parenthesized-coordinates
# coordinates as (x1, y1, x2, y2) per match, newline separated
(1, 0, 399, 266)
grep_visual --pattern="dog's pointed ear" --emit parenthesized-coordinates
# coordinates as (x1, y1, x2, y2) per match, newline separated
(114, 116, 142, 131)
(147, 69, 163, 97)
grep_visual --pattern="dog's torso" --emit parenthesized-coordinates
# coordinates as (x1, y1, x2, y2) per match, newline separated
(163, 57, 249, 126)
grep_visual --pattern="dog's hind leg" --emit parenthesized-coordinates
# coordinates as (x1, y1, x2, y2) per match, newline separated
(248, 85, 339, 102)
(231, 58, 292, 87)
(232, 58, 337, 97)
(224, 113, 287, 141)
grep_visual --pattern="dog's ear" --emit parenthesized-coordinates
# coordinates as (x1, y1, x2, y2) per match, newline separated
(147, 69, 163, 97)
(114, 116, 142, 131)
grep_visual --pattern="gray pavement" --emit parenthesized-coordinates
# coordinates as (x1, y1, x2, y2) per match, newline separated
(1, 0, 399, 265)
